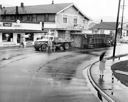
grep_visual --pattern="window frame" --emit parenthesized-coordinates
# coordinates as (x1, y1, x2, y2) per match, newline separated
(74, 18, 77, 25)
(63, 15, 68, 23)
(2, 33, 13, 42)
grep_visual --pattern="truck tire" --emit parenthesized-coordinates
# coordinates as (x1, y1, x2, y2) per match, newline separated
(41, 44, 47, 51)
(64, 43, 70, 50)
(60, 46, 64, 51)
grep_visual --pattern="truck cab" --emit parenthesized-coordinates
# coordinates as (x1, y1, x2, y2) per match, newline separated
(34, 35, 54, 51)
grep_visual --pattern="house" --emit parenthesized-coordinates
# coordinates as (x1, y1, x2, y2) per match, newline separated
(89, 22, 116, 35)
(88, 21, 123, 40)
(0, 2, 89, 47)
(121, 22, 128, 37)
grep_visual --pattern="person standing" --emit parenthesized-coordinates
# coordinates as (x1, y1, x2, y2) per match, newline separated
(20, 35, 26, 48)
(47, 37, 53, 54)
(20, 36, 24, 48)
(99, 52, 106, 79)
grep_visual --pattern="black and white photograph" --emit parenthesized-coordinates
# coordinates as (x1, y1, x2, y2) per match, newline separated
(0, 0, 128, 102)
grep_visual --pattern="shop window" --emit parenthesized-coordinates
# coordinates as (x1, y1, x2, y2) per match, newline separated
(2, 33, 13, 42)
(25, 33, 34, 41)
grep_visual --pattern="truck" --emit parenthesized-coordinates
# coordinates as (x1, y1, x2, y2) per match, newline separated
(84, 34, 114, 48)
(34, 34, 72, 52)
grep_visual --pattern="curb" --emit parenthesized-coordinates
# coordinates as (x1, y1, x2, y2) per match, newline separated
(87, 54, 128, 102)
(87, 61, 115, 102)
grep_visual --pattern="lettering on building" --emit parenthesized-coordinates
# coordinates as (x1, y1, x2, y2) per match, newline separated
(3, 22, 12, 27)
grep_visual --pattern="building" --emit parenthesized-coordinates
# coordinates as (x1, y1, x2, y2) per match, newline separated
(121, 22, 128, 37)
(0, 21, 43, 47)
(0, 3, 89, 47)
(89, 22, 116, 35)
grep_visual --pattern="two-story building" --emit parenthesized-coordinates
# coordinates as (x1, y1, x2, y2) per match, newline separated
(0, 2, 89, 47)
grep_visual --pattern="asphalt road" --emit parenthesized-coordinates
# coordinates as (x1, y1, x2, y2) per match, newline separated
(0, 48, 100, 102)
(0, 43, 128, 102)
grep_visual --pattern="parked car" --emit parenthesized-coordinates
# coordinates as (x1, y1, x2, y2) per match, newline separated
(119, 37, 128, 43)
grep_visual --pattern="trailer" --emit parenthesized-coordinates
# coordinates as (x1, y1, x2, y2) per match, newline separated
(84, 34, 114, 49)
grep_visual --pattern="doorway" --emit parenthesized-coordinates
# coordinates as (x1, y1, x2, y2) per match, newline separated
(17, 34, 21, 43)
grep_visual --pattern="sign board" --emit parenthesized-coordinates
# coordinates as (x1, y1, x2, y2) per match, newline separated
(0, 22, 42, 30)
(3, 22, 12, 27)
(13, 24, 21, 27)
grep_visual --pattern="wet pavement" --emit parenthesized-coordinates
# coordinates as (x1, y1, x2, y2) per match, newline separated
(0, 48, 100, 102)
(0, 47, 35, 61)
(89, 56, 128, 102)
(1, 44, 128, 102)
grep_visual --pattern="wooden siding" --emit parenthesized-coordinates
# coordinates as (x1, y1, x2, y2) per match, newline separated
(56, 6, 88, 29)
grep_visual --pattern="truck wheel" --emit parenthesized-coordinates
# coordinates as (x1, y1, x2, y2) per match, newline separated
(60, 46, 64, 51)
(64, 43, 70, 50)
(41, 44, 47, 51)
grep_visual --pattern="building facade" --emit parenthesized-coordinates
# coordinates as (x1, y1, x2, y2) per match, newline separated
(0, 3, 89, 47)
(0, 21, 43, 47)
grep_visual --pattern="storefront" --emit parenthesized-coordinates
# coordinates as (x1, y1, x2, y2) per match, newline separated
(0, 21, 43, 47)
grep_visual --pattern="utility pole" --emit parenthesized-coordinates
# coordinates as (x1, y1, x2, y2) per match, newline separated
(113, 0, 121, 58)
(120, 0, 125, 38)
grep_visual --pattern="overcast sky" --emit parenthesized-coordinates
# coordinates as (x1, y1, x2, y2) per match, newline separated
(0, 0, 128, 22)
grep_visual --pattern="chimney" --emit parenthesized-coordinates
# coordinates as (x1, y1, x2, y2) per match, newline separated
(21, 2, 24, 8)
(2, 7, 6, 14)
(16, 6, 18, 14)
(52, 0, 54, 4)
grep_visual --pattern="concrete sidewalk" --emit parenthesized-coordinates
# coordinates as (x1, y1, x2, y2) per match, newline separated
(90, 56, 128, 102)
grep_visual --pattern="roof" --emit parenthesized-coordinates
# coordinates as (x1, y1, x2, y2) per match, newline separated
(2, 3, 71, 14)
(89, 22, 117, 30)
(1, 3, 89, 20)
